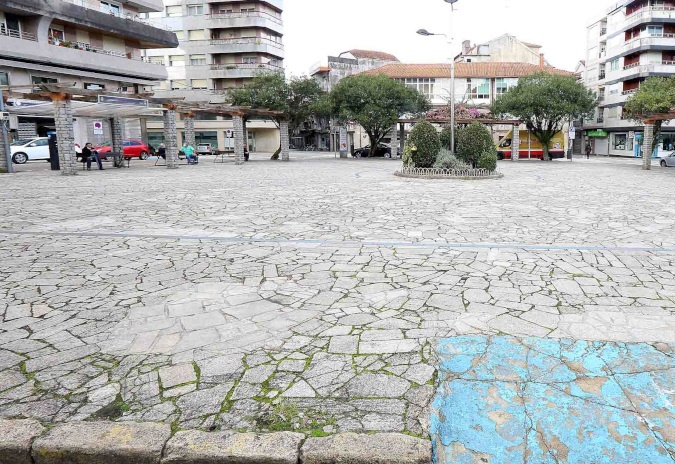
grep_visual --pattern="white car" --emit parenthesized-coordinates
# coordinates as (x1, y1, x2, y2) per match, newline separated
(659, 151, 675, 168)
(10, 137, 50, 164)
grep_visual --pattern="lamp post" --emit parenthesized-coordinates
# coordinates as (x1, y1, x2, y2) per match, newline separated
(417, 0, 458, 154)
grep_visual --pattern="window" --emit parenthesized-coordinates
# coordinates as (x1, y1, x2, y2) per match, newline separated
(0, 72, 8, 86)
(169, 55, 185, 66)
(187, 4, 204, 15)
(170, 80, 186, 90)
(496, 78, 518, 96)
(400, 78, 435, 99)
(188, 29, 205, 40)
(242, 56, 258, 64)
(173, 30, 184, 41)
(100, 1, 121, 16)
(191, 79, 207, 90)
(647, 25, 663, 37)
(84, 83, 105, 90)
(610, 59, 620, 71)
(166, 5, 182, 17)
(466, 78, 490, 99)
(608, 107, 618, 118)
(31, 76, 58, 84)
(148, 56, 165, 65)
(190, 54, 206, 65)
(29, 139, 49, 147)
(153, 81, 169, 91)
(49, 27, 64, 42)
(613, 134, 627, 150)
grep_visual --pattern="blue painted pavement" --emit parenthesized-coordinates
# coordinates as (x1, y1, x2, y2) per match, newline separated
(431, 336, 675, 464)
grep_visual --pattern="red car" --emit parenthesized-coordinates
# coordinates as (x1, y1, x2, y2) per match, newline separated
(95, 139, 151, 160)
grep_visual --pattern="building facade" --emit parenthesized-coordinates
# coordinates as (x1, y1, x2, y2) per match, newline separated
(141, 0, 284, 152)
(308, 50, 399, 150)
(0, 0, 176, 144)
(455, 34, 550, 66)
(583, 0, 675, 157)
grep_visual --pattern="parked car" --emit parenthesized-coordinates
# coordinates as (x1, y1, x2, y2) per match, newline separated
(10, 137, 50, 164)
(659, 151, 675, 167)
(353, 143, 392, 158)
(94, 139, 151, 160)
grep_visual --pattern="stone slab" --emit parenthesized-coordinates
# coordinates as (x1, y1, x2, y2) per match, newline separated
(32, 421, 171, 464)
(301, 433, 431, 464)
(0, 419, 45, 464)
(162, 430, 305, 464)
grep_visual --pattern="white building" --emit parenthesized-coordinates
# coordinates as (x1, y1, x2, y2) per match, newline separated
(582, 0, 675, 157)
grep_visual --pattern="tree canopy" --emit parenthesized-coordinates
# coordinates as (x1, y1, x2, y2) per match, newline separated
(492, 72, 596, 160)
(624, 76, 675, 140)
(331, 74, 429, 150)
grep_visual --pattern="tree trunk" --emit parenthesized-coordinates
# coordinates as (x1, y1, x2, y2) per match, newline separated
(542, 144, 551, 162)
(270, 145, 281, 160)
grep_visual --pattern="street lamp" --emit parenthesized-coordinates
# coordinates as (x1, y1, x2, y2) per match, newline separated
(417, 0, 458, 154)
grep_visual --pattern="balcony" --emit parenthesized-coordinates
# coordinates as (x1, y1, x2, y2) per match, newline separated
(601, 27, 607, 36)
(621, 6, 675, 33)
(205, 11, 283, 34)
(205, 0, 283, 9)
(192, 37, 284, 58)
(599, 71, 606, 80)
(0, 31, 168, 82)
(209, 63, 283, 79)
(597, 117, 605, 123)
(619, 34, 675, 56)
(608, 62, 675, 84)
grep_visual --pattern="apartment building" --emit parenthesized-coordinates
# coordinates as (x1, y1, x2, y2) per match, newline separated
(141, 0, 284, 152)
(0, 0, 177, 143)
(307, 49, 399, 150)
(583, 0, 675, 157)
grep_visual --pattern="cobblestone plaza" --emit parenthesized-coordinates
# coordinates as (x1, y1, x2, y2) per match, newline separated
(1, 156, 674, 460)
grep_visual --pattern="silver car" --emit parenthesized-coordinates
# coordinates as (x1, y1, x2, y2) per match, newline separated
(659, 151, 675, 167)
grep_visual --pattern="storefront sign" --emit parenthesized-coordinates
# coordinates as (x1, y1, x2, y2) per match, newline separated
(97, 95, 148, 107)
(586, 130, 608, 137)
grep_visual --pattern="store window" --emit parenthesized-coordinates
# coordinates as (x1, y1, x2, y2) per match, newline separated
(613, 133, 627, 150)
(181, 131, 218, 148)
(147, 131, 164, 147)
(466, 78, 490, 99)
(0, 72, 8, 86)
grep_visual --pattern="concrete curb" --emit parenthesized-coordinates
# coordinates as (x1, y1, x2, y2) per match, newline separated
(0, 420, 432, 464)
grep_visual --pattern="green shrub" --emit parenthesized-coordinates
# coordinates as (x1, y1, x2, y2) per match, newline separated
(440, 126, 454, 150)
(477, 151, 498, 171)
(456, 123, 496, 167)
(402, 143, 415, 167)
(433, 149, 471, 171)
(408, 120, 441, 168)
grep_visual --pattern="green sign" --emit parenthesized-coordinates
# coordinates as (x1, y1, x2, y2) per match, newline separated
(586, 130, 608, 137)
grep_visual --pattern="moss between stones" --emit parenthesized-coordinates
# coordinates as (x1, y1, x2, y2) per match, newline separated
(90, 394, 130, 421)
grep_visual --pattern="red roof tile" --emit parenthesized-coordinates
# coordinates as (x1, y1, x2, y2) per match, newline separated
(348, 49, 399, 62)
(361, 62, 575, 79)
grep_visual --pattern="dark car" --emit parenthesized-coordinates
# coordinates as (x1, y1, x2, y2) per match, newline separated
(353, 143, 392, 158)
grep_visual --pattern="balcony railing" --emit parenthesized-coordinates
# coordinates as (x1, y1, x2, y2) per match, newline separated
(210, 63, 283, 71)
(206, 11, 283, 25)
(625, 5, 675, 20)
(208, 37, 284, 49)
(61, 0, 170, 30)
(622, 89, 638, 95)
(623, 62, 640, 70)
(47, 38, 160, 64)
(0, 27, 37, 41)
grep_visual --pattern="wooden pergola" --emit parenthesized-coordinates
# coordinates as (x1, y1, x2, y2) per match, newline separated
(2, 84, 289, 175)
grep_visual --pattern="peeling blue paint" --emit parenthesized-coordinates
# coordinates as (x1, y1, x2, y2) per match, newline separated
(431, 336, 675, 464)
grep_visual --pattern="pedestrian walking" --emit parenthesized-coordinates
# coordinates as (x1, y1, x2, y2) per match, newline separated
(585, 142, 592, 159)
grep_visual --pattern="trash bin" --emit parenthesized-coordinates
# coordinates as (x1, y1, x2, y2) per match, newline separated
(567, 148, 573, 160)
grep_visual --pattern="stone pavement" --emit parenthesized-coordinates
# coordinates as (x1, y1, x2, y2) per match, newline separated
(0, 156, 674, 458)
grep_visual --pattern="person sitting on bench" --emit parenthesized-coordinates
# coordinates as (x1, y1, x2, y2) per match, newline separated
(82, 143, 104, 171)
(183, 142, 198, 165)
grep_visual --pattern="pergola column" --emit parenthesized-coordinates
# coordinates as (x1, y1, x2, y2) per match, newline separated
(163, 105, 179, 169)
(281, 120, 290, 161)
(234, 114, 245, 165)
(0, 122, 9, 173)
(390, 124, 399, 158)
(183, 113, 196, 148)
(242, 118, 248, 152)
(511, 124, 520, 162)
(111, 117, 124, 167)
(399, 123, 406, 155)
(642, 121, 654, 171)
(52, 94, 77, 175)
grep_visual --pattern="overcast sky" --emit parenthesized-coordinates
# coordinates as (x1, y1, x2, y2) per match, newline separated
(283, 0, 610, 77)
